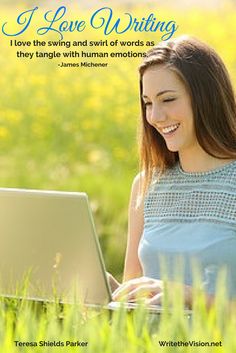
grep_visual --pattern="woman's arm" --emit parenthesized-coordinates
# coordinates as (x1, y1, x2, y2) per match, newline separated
(123, 173, 144, 282)
(107, 173, 144, 293)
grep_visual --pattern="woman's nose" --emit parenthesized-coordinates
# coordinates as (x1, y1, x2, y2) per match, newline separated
(149, 105, 166, 125)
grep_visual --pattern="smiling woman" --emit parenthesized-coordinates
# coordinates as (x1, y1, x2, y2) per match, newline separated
(142, 66, 195, 159)
(110, 35, 236, 309)
(139, 36, 236, 184)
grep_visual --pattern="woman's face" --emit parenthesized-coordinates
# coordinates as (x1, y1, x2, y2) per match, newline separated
(142, 65, 199, 155)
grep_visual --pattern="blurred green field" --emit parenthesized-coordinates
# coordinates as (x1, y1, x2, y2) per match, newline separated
(0, 2, 236, 280)
(1, 277, 236, 353)
(1, 2, 236, 352)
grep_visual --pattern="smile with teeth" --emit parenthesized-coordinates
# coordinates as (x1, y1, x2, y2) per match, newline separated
(161, 123, 180, 135)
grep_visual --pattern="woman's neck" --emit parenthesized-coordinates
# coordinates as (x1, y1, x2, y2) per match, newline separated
(178, 147, 234, 173)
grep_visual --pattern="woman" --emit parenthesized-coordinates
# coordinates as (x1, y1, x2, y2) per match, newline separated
(109, 35, 236, 308)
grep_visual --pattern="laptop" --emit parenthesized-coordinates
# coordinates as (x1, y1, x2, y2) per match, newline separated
(0, 187, 191, 315)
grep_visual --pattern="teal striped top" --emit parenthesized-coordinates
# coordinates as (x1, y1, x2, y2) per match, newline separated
(138, 160, 236, 297)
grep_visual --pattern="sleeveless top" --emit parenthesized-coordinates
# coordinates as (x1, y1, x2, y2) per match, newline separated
(138, 161, 236, 298)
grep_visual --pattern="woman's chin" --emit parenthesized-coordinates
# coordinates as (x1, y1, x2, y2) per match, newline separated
(165, 144, 180, 153)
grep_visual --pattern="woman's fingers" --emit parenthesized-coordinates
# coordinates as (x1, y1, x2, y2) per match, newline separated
(112, 280, 137, 300)
(111, 278, 194, 308)
(147, 292, 163, 305)
(112, 277, 163, 301)
(112, 277, 149, 299)
(120, 283, 159, 302)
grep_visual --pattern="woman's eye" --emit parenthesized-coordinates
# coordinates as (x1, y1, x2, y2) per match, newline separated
(163, 98, 176, 103)
(144, 101, 152, 107)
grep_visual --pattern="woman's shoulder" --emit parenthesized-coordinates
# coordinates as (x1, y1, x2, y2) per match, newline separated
(131, 172, 144, 200)
(131, 171, 148, 193)
(211, 159, 236, 184)
(228, 159, 236, 173)
(132, 171, 144, 185)
(227, 159, 236, 176)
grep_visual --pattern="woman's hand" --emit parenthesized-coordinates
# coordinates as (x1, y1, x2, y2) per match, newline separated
(112, 276, 195, 308)
(112, 276, 164, 304)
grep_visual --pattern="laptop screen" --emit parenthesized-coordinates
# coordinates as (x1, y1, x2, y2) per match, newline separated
(0, 188, 112, 305)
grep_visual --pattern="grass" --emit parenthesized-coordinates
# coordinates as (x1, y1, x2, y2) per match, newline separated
(0, 279, 236, 353)
(0, 263, 235, 352)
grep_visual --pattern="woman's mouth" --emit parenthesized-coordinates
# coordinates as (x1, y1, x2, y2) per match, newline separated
(161, 123, 180, 136)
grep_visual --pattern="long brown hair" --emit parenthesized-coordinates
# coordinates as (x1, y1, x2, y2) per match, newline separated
(138, 35, 236, 194)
